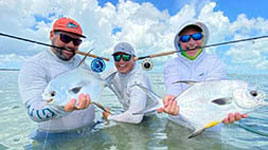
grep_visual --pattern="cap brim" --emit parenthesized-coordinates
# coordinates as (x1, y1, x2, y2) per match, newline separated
(178, 24, 203, 36)
(53, 29, 86, 38)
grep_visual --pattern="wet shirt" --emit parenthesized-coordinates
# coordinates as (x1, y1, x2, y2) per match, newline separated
(107, 65, 152, 124)
(18, 49, 95, 133)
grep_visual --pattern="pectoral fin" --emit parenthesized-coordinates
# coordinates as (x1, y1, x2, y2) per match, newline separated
(211, 97, 232, 105)
(188, 121, 220, 139)
(172, 80, 198, 85)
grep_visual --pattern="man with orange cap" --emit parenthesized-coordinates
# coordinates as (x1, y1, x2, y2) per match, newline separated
(18, 17, 95, 137)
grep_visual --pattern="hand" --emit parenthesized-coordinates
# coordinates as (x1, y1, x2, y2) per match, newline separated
(64, 93, 91, 112)
(157, 95, 179, 115)
(102, 107, 110, 120)
(222, 112, 248, 124)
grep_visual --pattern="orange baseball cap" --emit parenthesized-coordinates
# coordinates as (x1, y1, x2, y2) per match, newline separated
(52, 17, 86, 38)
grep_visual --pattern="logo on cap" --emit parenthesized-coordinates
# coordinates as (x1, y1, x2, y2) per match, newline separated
(66, 22, 78, 28)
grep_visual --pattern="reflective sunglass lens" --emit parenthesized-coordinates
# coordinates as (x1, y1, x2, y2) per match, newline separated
(192, 33, 203, 40)
(114, 54, 121, 62)
(122, 54, 131, 61)
(180, 35, 191, 42)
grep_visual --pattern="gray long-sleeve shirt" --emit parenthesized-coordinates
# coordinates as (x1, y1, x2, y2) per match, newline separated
(107, 65, 153, 124)
(18, 49, 95, 132)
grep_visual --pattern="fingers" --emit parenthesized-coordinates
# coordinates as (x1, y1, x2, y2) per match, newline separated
(164, 100, 179, 115)
(84, 94, 91, 108)
(102, 107, 110, 119)
(223, 112, 247, 124)
(163, 95, 176, 107)
(242, 113, 248, 118)
(64, 94, 92, 112)
(234, 112, 241, 121)
(157, 107, 164, 113)
(64, 99, 77, 112)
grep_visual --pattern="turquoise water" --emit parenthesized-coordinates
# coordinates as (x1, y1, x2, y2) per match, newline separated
(0, 71, 267, 150)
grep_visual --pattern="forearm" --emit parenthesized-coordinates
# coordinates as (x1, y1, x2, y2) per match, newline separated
(108, 110, 143, 124)
(25, 99, 66, 122)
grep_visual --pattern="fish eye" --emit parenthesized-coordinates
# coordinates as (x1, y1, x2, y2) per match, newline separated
(50, 91, 56, 97)
(250, 90, 258, 97)
(70, 86, 82, 94)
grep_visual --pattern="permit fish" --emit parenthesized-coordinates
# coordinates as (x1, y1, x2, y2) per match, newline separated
(42, 50, 115, 113)
(133, 80, 267, 138)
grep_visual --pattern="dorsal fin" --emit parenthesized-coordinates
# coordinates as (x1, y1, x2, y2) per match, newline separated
(77, 48, 94, 68)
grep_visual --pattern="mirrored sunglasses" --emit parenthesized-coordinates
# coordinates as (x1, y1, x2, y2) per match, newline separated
(179, 33, 203, 43)
(113, 54, 132, 62)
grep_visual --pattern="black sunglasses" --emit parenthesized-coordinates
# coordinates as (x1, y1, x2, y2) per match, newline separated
(113, 54, 132, 62)
(56, 32, 82, 46)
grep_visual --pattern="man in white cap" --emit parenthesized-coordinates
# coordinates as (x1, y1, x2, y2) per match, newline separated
(102, 42, 153, 124)
(159, 20, 247, 126)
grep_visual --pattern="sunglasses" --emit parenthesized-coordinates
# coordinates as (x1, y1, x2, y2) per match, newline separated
(58, 33, 82, 46)
(179, 33, 203, 43)
(113, 54, 132, 62)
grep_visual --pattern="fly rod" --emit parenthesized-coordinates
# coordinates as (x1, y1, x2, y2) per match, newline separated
(0, 32, 110, 61)
(134, 35, 268, 61)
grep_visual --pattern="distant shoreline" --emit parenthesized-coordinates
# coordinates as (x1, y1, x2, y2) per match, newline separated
(0, 69, 20, 71)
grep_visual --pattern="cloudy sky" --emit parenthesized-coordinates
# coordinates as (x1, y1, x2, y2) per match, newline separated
(0, 0, 268, 74)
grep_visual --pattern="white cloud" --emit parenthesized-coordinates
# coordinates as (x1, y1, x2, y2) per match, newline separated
(0, 0, 267, 73)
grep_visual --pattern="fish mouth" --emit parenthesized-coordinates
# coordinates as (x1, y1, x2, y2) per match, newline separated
(46, 98, 54, 103)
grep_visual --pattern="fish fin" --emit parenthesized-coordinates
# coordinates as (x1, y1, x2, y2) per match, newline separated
(77, 48, 94, 68)
(132, 83, 164, 115)
(211, 97, 232, 105)
(172, 80, 198, 86)
(102, 69, 117, 87)
(188, 121, 220, 139)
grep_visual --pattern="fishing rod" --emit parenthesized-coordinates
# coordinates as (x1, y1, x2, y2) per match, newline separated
(135, 35, 268, 71)
(0, 32, 110, 61)
(134, 35, 268, 61)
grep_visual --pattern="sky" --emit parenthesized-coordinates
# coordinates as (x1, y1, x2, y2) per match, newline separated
(0, 0, 268, 74)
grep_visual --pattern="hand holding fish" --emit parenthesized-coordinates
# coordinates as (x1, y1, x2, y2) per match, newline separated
(157, 94, 179, 115)
(64, 93, 91, 112)
(222, 112, 248, 124)
(102, 107, 111, 119)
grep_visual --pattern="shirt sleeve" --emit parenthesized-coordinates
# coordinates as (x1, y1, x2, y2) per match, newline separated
(108, 74, 149, 124)
(18, 61, 66, 122)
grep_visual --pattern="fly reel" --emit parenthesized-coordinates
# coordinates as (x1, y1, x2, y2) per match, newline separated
(91, 58, 106, 73)
(141, 59, 153, 71)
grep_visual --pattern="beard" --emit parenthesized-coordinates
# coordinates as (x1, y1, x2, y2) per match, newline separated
(52, 40, 76, 61)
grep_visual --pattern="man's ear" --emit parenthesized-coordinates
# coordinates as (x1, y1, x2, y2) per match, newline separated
(49, 31, 54, 41)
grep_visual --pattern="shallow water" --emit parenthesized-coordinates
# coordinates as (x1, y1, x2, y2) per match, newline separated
(0, 71, 267, 150)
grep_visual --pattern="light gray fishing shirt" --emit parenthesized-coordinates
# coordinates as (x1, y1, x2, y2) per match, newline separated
(18, 49, 95, 133)
(107, 65, 152, 124)
(164, 51, 226, 130)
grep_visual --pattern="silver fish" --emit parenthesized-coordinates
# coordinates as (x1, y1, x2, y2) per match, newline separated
(134, 80, 267, 138)
(42, 50, 115, 113)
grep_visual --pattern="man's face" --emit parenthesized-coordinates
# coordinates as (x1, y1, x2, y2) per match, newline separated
(179, 27, 203, 57)
(113, 52, 135, 74)
(50, 31, 82, 61)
